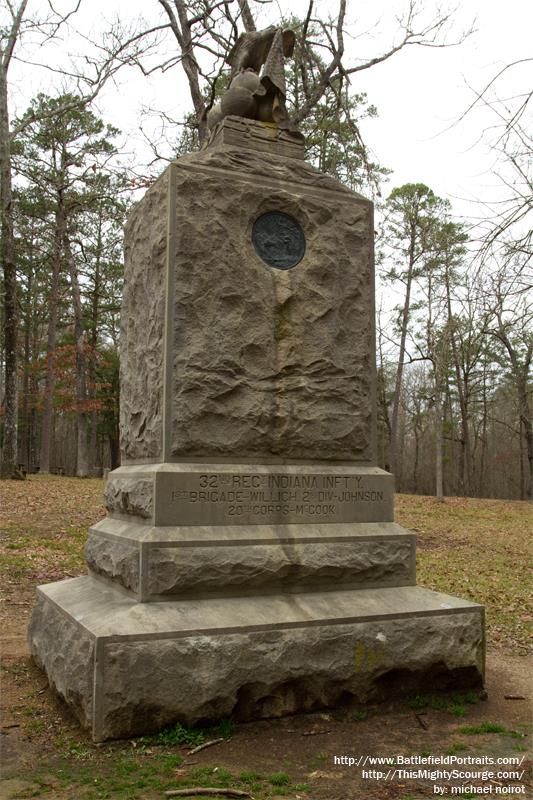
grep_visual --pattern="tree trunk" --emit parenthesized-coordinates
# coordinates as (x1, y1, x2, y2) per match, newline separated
(39, 202, 64, 473)
(0, 68, 19, 478)
(479, 368, 488, 497)
(64, 234, 89, 477)
(389, 225, 416, 475)
(412, 424, 420, 493)
(0, 0, 29, 478)
(376, 323, 392, 470)
(444, 265, 472, 496)
(29, 307, 39, 471)
(435, 388, 444, 502)
(21, 286, 30, 469)
(161, 0, 209, 144)
(519, 420, 525, 501)
(89, 219, 102, 474)
(517, 379, 532, 501)
(493, 320, 533, 501)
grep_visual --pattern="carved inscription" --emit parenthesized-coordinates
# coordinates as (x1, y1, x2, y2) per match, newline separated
(159, 471, 393, 526)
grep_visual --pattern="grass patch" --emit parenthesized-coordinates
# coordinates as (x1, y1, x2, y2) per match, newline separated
(309, 752, 328, 769)
(28, 758, 300, 800)
(396, 494, 533, 652)
(407, 691, 481, 717)
(268, 771, 291, 786)
(211, 717, 236, 739)
(239, 770, 263, 783)
(458, 722, 507, 735)
(447, 742, 469, 755)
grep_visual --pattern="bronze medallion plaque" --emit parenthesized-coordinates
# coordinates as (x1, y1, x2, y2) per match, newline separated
(252, 211, 305, 270)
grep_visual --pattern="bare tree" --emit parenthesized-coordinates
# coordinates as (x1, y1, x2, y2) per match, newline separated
(483, 262, 533, 500)
(379, 183, 447, 475)
(459, 59, 532, 269)
(133, 0, 472, 158)
(1, 0, 29, 477)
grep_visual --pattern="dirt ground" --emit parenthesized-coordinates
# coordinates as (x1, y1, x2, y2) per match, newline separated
(0, 479, 531, 799)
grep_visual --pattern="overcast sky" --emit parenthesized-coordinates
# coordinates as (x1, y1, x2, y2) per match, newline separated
(8, 0, 533, 225)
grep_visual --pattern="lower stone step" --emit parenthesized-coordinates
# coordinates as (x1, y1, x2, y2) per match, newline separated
(28, 578, 484, 741)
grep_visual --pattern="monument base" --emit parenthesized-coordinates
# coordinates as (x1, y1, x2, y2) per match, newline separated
(28, 577, 484, 741)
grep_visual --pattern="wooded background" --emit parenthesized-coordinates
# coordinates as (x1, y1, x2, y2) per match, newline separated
(1, 0, 531, 500)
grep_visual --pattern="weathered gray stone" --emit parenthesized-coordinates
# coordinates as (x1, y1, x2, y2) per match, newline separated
(28, 116, 485, 743)
(103, 477, 153, 520)
(27, 592, 94, 728)
(85, 517, 415, 599)
(168, 155, 374, 461)
(85, 531, 140, 594)
(104, 463, 393, 527)
(209, 115, 305, 160)
(120, 174, 167, 461)
(154, 464, 392, 526)
(119, 119, 375, 464)
(147, 537, 414, 597)
(29, 577, 484, 741)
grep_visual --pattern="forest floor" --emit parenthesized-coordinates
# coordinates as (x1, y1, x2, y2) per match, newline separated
(0, 476, 531, 800)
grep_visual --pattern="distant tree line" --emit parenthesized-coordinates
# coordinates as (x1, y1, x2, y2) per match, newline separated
(376, 185, 531, 501)
(2, 93, 128, 476)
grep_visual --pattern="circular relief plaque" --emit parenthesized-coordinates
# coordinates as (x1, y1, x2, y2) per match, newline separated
(252, 211, 305, 270)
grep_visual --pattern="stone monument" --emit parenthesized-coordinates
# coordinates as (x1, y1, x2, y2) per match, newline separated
(28, 39, 485, 741)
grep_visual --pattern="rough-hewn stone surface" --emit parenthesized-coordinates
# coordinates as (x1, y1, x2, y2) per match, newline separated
(27, 594, 94, 728)
(85, 532, 140, 594)
(83, 515, 414, 599)
(103, 478, 153, 520)
(169, 150, 374, 461)
(120, 173, 167, 461)
(119, 124, 374, 463)
(27, 578, 484, 741)
(99, 612, 483, 738)
(148, 539, 414, 597)
(182, 126, 355, 197)
(209, 115, 306, 160)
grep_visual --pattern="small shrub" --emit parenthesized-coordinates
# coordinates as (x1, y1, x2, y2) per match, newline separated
(149, 722, 205, 747)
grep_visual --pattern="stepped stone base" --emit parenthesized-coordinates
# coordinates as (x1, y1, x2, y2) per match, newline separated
(88, 462, 407, 600)
(28, 578, 484, 741)
(86, 519, 416, 600)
